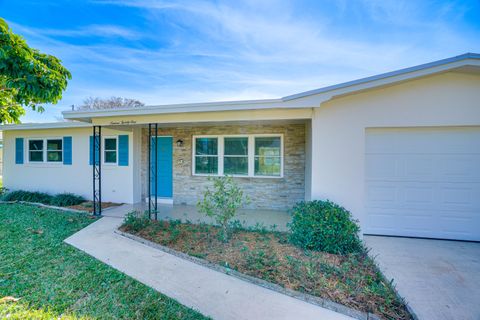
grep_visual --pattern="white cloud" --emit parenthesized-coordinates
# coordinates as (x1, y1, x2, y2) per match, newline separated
(14, 0, 480, 122)
(12, 22, 142, 40)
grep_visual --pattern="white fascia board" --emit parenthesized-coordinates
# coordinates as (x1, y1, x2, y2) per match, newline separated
(1, 121, 92, 131)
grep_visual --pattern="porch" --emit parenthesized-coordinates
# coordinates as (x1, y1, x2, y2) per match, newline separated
(89, 117, 311, 220)
(104, 202, 292, 232)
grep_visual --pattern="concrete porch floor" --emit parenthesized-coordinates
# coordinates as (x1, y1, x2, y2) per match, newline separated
(104, 202, 292, 232)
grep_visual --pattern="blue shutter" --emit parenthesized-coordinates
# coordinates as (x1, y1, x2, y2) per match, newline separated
(63, 136, 72, 165)
(89, 136, 100, 165)
(118, 135, 129, 166)
(89, 136, 93, 165)
(15, 138, 24, 164)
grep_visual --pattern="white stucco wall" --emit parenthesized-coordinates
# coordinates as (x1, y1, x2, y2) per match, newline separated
(310, 71, 480, 231)
(3, 126, 139, 204)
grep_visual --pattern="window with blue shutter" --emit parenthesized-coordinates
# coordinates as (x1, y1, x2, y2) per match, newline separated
(118, 135, 129, 166)
(63, 136, 72, 165)
(89, 136, 100, 165)
(15, 138, 24, 164)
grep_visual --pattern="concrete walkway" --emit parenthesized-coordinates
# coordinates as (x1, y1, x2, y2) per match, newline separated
(365, 236, 480, 320)
(65, 205, 352, 320)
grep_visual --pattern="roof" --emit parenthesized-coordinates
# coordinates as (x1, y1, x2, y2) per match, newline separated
(2, 52, 479, 129)
(62, 52, 480, 121)
(283, 52, 480, 100)
(1, 121, 92, 131)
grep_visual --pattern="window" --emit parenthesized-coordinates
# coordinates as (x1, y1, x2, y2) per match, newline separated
(104, 137, 117, 164)
(28, 138, 64, 163)
(194, 137, 218, 174)
(29, 140, 44, 162)
(192, 135, 283, 177)
(254, 137, 281, 177)
(46, 139, 62, 162)
(224, 137, 248, 175)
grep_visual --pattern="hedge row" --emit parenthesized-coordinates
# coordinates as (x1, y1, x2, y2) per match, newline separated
(1, 190, 85, 207)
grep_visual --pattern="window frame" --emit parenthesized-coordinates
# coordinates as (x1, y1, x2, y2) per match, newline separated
(223, 136, 249, 176)
(192, 134, 284, 178)
(192, 135, 220, 176)
(26, 137, 64, 164)
(27, 138, 44, 163)
(103, 136, 118, 165)
(46, 138, 63, 163)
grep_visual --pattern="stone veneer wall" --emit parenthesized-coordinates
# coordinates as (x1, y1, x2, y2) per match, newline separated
(141, 123, 306, 210)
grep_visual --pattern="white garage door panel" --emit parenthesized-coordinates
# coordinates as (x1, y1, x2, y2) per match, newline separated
(365, 128, 480, 241)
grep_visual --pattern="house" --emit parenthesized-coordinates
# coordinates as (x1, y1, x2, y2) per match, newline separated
(2, 53, 480, 241)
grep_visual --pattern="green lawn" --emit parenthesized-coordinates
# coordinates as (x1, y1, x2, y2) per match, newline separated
(0, 204, 207, 320)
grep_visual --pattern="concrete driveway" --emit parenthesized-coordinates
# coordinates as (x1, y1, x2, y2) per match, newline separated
(364, 236, 480, 320)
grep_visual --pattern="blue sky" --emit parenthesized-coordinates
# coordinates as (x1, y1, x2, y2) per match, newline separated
(2, 0, 480, 122)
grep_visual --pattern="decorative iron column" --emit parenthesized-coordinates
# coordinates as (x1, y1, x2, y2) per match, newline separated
(92, 125, 102, 216)
(148, 123, 158, 219)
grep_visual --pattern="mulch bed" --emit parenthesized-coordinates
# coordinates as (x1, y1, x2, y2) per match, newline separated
(67, 201, 121, 213)
(120, 220, 412, 320)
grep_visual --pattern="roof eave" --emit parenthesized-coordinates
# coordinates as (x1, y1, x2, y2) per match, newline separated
(283, 53, 480, 101)
(62, 98, 285, 119)
(0, 122, 92, 131)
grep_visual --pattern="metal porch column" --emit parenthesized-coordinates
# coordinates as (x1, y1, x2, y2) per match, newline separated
(148, 123, 158, 219)
(92, 125, 102, 216)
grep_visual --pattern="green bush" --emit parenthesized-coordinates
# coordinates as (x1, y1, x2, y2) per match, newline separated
(2, 190, 53, 204)
(123, 211, 151, 232)
(51, 193, 86, 207)
(0, 187, 9, 196)
(288, 200, 362, 255)
(1, 190, 85, 207)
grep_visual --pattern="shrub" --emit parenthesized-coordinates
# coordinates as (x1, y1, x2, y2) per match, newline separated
(51, 193, 86, 207)
(2, 190, 53, 204)
(288, 200, 362, 255)
(1, 190, 85, 207)
(0, 187, 9, 196)
(197, 176, 248, 242)
(123, 211, 151, 232)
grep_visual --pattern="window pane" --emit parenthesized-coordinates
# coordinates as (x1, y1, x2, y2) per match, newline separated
(255, 137, 280, 156)
(195, 138, 217, 155)
(224, 137, 248, 155)
(29, 140, 43, 151)
(105, 138, 117, 151)
(255, 156, 281, 176)
(224, 156, 248, 175)
(105, 151, 117, 163)
(195, 156, 218, 174)
(47, 151, 62, 162)
(29, 151, 43, 162)
(47, 139, 62, 151)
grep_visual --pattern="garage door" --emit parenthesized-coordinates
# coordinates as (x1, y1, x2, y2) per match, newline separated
(364, 127, 480, 241)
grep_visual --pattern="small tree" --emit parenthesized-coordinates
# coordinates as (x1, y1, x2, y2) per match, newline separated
(197, 176, 247, 242)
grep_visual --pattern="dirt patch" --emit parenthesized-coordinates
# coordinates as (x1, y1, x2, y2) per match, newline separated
(120, 220, 412, 320)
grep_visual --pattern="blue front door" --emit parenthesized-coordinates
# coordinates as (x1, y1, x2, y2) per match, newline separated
(150, 137, 173, 198)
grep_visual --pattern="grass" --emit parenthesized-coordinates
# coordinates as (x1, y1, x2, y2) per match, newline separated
(0, 204, 207, 320)
(121, 217, 412, 320)
(0, 301, 90, 320)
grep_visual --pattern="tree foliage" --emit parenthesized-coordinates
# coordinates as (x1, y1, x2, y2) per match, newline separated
(78, 96, 145, 110)
(0, 18, 71, 123)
